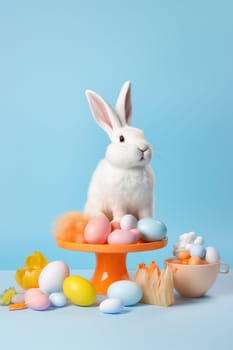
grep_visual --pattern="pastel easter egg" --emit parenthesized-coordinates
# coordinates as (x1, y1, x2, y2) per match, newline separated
(129, 228, 141, 241)
(120, 215, 138, 230)
(188, 256, 204, 265)
(63, 276, 96, 306)
(49, 292, 67, 307)
(99, 298, 124, 314)
(84, 215, 111, 244)
(137, 218, 167, 241)
(24, 288, 42, 301)
(107, 280, 142, 306)
(190, 244, 206, 259)
(205, 247, 220, 263)
(178, 250, 191, 260)
(39, 261, 70, 294)
(107, 229, 138, 244)
(25, 289, 50, 311)
(11, 292, 25, 304)
(111, 221, 121, 231)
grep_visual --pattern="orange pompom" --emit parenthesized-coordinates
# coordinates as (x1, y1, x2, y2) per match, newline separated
(53, 212, 90, 243)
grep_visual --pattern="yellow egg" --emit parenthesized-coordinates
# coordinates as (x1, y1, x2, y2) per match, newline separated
(63, 276, 96, 306)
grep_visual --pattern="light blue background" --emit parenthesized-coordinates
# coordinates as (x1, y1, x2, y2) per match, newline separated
(0, 0, 232, 270)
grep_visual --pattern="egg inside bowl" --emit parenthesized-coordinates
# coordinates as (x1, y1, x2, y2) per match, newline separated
(164, 258, 229, 298)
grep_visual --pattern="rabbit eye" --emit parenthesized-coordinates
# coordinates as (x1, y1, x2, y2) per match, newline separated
(119, 135, 125, 142)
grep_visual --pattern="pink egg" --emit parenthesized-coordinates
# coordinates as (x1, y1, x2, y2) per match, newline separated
(108, 229, 139, 244)
(25, 289, 50, 311)
(129, 228, 141, 241)
(84, 215, 111, 244)
(24, 288, 43, 302)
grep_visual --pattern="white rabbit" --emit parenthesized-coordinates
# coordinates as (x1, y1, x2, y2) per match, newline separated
(84, 81, 155, 222)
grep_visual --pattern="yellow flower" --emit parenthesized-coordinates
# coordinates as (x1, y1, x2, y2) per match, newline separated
(0, 287, 16, 305)
(15, 251, 49, 290)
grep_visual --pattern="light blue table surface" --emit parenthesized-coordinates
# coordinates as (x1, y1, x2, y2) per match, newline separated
(1, 270, 233, 350)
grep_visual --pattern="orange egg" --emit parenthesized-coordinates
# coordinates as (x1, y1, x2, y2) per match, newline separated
(188, 256, 203, 265)
(111, 221, 121, 231)
(180, 258, 190, 265)
(178, 250, 191, 260)
(169, 259, 181, 264)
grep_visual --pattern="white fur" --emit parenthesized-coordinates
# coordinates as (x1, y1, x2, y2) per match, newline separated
(84, 81, 155, 221)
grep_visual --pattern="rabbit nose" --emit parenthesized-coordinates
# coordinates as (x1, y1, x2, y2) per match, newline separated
(139, 146, 149, 153)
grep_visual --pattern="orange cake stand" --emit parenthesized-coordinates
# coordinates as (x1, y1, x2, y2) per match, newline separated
(56, 238, 168, 294)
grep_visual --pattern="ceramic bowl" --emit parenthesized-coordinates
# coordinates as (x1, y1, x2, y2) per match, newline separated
(165, 258, 229, 298)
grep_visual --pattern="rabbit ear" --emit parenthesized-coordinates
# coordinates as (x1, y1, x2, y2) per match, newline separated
(115, 81, 132, 126)
(85, 90, 122, 138)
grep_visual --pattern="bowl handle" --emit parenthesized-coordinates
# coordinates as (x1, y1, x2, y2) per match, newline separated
(219, 262, 230, 274)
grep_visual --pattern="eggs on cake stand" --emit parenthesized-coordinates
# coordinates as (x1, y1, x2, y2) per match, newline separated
(55, 213, 168, 294)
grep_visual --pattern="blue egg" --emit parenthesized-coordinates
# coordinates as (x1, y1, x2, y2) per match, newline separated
(137, 218, 167, 241)
(190, 244, 206, 258)
(107, 280, 142, 306)
(49, 292, 67, 307)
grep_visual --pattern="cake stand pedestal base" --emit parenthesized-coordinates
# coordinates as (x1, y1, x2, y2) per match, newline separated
(91, 252, 129, 294)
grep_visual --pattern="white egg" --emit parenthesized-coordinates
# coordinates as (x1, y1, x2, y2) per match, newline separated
(11, 292, 25, 304)
(120, 214, 138, 230)
(99, 298, 124, 314)
(49, 292, 67, 307)
(205, 247, 220, 263)
(39, 261, 70, 294)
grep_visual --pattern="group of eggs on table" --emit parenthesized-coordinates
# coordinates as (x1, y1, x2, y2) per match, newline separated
(21, 261, 96, 310)
(173, 232, 220, 264)
(84, 214, 167, 244)
(20, 260, 143, 314)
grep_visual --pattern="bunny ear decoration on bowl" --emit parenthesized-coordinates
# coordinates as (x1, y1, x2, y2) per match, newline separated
(85, 81, 132, 139)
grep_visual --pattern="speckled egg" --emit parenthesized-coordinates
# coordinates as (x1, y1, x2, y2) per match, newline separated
(205, 247, 220, 263)
(39, 261, 70, 294)
(120, 215, 138, 230)
(84, 215, 111, 244)
(99, 298, 124, 314)
(137, 218, 167, 241)
(107, 280, 142, 306)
